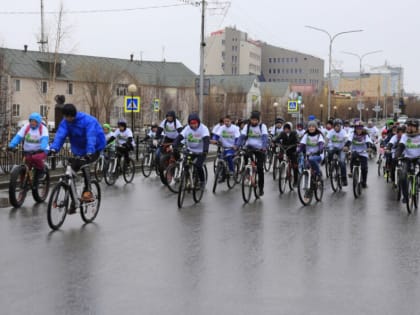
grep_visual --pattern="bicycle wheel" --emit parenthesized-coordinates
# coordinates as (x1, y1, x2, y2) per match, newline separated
(123, 158, 136, 183)
(324, 159, 330, 178)
(226, 165, 236, 189)
(407, 176, 415, 214)
(141, 153, 153, 177)
(352, 167, 361, 198)
(233, 157, 242, 184)
(32, 168, 50, 203)
(287, 163, 294, 191)
(80, 180, 101, 223)
(377, 156, 382, 176)
(193, 166, 205, 203)
(241, 167, 253, 203)
(253, 171, 259, 199)
(278, 162, 287, 194)
(314, 177, 324, 201)
(47, 182, 69, 230)
(165, 162, 181, 193)
(297, 170, 312, 206)
(330, 163, 340, 192)
(104, 159, 117, 186)
(177, 172, 187, 208)
(9, 165, 28, 208)
(264, 150, 273, 172)
(94, 157, 104, 182)
(272, 156, 279, 180)
(212, 162, 223, 193)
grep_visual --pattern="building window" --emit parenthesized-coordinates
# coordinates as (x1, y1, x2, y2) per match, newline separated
(286, 58, 289, 63)
(15, 79, 21, 92)
(67, 82, 73, 95)
(286, 69, 289, 74)
(268, 79, 272, 82)
(221, 63, 225, 69)
(221, 39, 225, 45)
(269, 58, 272, 63)
(40, 105, 48, 117)
(273, 58, 276, 63)
(116, 84, 128, 96)
(295, 57, 298, 63)
(268, 69, 271, 74)
(12, 104, 20, 117)
(41, 81, 48, 94)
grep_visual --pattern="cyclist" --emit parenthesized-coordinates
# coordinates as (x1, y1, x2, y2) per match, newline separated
(395, 120, 420, 203)
(106, 119, 134, 164)
(386, 125, 406, 183)
(211, 115, 240, 180)
(211, 118, 224, 138)
(237, 111, 269, 196)
(343, 120, 351, 135)
(296, 122, 305, 139)
(344, 121, 373, 188)
(142, 124, 159, 142)
(273, 121, 299, 186)
(327, 119, 349, 186)
(270, 117, 284, 138)
(50, 103, 106, 204)
(156, 110, 183, 143)
(173, 113, 210, 190)
(8, 112, 49, 181)
(297, 120, 325, 179)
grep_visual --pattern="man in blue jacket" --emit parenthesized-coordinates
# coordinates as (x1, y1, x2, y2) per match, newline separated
(50, 104, 106, 204)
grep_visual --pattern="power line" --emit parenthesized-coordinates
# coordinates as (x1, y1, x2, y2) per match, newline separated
(0, 3, 188, 15)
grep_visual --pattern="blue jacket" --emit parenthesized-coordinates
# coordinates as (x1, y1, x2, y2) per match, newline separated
(50, 112, 106, 156)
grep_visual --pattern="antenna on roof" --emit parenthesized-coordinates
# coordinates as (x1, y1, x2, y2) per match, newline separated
(38, 0, 48, 52)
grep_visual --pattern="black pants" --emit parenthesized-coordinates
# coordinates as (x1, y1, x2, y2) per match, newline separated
(245, 149, 265, 190)
(71, 151, 100, 191)
(350, 152, 368, 185)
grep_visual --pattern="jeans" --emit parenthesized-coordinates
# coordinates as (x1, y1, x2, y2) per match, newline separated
(309, 155, 322, 177)
(328, 148, 347, 178)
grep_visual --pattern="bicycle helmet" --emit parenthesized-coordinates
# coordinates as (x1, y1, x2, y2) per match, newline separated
(296, 122, 303, 128)
(333, 119, 343, 127)
(354, 121, 364, 129)
(406, 119, 419, 128)
(275, 117, 285, 124)
(343, 120, 350, 125)
(117, 118, 127, 128)
(283, 121, 293, 130)
(62, 103, 77, 117)
(151, 123, 159, 129)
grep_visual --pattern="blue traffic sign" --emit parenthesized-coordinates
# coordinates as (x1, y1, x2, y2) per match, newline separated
(288, 100, 298, 112)
(124, 96, 141, 113)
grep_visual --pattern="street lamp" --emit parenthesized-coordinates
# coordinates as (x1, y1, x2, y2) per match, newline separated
(301, 103, 305, 123)
(341, 50, 382, 121)
(320, 103, 324, 123)
(333, 105, 337, 118)
(305, 26, 363, 120)
(128, 83, 138, 132)
(273, 102, 279, 120)
(348, 106, 352, 119)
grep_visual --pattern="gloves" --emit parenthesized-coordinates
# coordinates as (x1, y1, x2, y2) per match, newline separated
(342, 146, 349, 153)
(48, 149, 56, 156)
(85, 153, 93, 162)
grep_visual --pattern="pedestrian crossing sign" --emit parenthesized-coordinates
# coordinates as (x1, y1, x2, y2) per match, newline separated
(288, 100, 298, 112)
(124, 96, 141, 113)
(153, 98, 160, 112)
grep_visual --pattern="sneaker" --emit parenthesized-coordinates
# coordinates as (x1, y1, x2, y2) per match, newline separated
(361, 183, 367, 189)
(68, 201, 76, 214)
(348, 173, 352, 178)
(259, 188, 264, 196)
(82, 191, 94, 202)
(342, 177, 348, 187)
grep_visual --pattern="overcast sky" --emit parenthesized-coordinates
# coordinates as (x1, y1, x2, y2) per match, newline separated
(0, 0, 418, 92)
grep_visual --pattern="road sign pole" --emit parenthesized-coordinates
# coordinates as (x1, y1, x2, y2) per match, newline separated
(131, 96, 134, 131)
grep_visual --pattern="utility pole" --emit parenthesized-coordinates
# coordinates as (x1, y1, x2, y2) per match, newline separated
(38, 0, 48, 52)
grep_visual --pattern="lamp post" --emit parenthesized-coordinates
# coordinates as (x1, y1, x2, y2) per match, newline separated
(305, 26, 363, 120)
(127, 83, 138, 132)
(273, 102, 279, 121)
(348, 106, 352, 119)
(301, 103, 305, 123)
(333, 105, 337, 118)
(341, 50, 382, 121)
(320, 103, 324, 123)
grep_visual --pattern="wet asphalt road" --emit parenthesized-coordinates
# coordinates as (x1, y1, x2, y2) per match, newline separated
(1, 160, 420, 315)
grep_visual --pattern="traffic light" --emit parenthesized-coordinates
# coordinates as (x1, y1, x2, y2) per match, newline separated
(297, 92, 302, 104)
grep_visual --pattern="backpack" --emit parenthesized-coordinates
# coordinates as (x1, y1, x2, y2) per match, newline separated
(164, 119, 177, 130)
(246, 123, 263, 140)
(24, 123, 43, 136)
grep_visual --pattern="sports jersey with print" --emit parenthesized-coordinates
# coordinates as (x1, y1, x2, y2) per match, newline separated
(216, 125, 240, 148)
(160, 119, 182, 139)
(17, 124, 49, 152)
(241, 124, 268, 149)
(181, 124, 210, 153)
(400, 134, 420, 158)
(113, 128, 134, 146)
(327, 129, 348, 149)
(300, 133, 325, 155)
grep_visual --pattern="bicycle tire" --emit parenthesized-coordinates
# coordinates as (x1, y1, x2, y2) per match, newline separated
(314, 177, 324, 201)
(226, 167, 236, 189)
(123, 158, 136, 183)
(177, 172, 187, 208)
(352, 167, 361, 199)
(32, 168, 50, 203)
(159, 154, 171, 185)
(297, 170, 312, 206)
(80, 180, 101, 224)
(193, 166, 205, 203)
(47, 182, 69, 230)
(233, 157, 242, 184)
(325, 159, 330, 178)
(272, 156, 279, 180)
(104, 159, 117, 186)
(264, 150, 273, 172)
(330, 163, 340, 192)
(212, 162, 223, 193)
(377, 156, 382, 176)
(278, 162, 287, 194)
(94, 157, 104, 182)
(407, 176, 415, 214)
(165, 162, 182, 193)
(287, 163, 294, 191)
(9, 165, 28, 208)
(141, 153, 153, 177)
(253, 171, 259, 199)
(241, 167, 253, 203)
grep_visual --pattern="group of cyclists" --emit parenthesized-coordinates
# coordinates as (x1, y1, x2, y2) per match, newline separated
(8, 100, 420, 212)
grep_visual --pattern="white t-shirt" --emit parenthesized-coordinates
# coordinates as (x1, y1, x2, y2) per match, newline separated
(216, 124, 240, 148)
(300, 132, 325, 155)
(17, 123, 49, 152)
(113, 128, 134, 147)
(241, 123, 269, 150)
(160, 119, 182, 140)
(181, 123, 210, 153)
(399, 134, 420, 158)
(327, 129, 348, 150)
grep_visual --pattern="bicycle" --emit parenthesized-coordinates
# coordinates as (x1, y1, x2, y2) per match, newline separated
(177, 150, 208, 208)
(297, 153, 324, 206)
(47, 156, 101, 230)
(212, 145, 236, 193)
(264, 139, 274, 172)
(241, 149, 261, 203)
(232, 148, 246, 184)
(141, 140, 159, 177)
(351, 151, 368, 199)
(93, 148, 113, 182)
(329, 150, 343, 192)
(103, 147, 136, 186)
(401, 158, 420, 214)
(278, 145, 296, 194)
(8, 150, 50, 208)
(272, 144, 283, 180)
(377, 146, 384, 176)
(394, 158, 403, 201)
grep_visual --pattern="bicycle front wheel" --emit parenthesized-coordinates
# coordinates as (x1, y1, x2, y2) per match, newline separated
(264, 150, 273, 172)
(330, 163, 340, 192)
(241, 168, 253, 203)
(233, 157, 242, 184)
(314, 178, 324, 201)
(104, 159, 117, 186)
(80, 180, 101, 224)
(94, 157, 104, 182)
(352, 167, 361, 198)
(141, 153, 153, 177)
(32, 168, 50, 203)
(9, 165, 28, 208)
(272, 156, 279, 180)
(212, 162, 223, 193)
(193, 167, 205, 203)
(165, 162, 181, 193)
(123, 158, 136, 183)
(177, 172, 187, 208)
(297, 170, 312, 206)
(47, 182, 69, 230)
(278, 162, 287, 194)
(377, 156, 382, 176)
